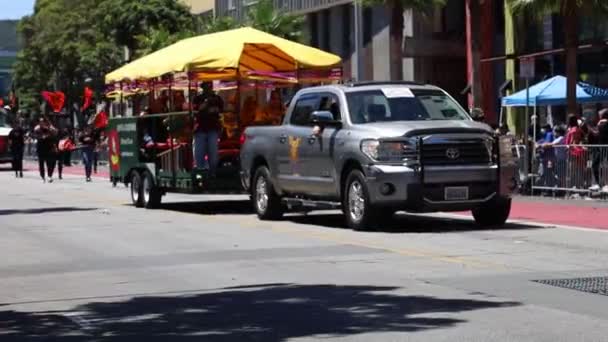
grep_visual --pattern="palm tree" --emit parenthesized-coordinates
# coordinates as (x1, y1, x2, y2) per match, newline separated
(199, 16, 240, 34)
(246, 0, 304, 42)
(363, 0, 445, 80)
(507, 0, 608, 114)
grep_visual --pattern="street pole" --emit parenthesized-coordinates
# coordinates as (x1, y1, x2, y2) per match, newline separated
(524, 77, 530, 192)
(353, 1, 364, 81)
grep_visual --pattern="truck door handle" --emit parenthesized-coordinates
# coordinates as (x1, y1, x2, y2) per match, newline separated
(279, 135, 287, 143)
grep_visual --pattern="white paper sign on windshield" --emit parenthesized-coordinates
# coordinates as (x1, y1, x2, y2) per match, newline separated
(382, 88, 415, 98)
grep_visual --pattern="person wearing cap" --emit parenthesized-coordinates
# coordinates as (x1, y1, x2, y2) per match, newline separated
(193, 82, 224, 176)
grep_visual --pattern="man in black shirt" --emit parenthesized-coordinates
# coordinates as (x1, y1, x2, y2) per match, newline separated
(193, 82, 224, 176)
(8, 119, 25, 178)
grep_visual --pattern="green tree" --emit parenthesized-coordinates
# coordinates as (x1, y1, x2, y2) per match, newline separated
(95, 0, 195, 60)
(507, 0, 608, 113)
(199, 16, 240, 34)
(245, 0, 304, 41)
(362, 0, 445, 81)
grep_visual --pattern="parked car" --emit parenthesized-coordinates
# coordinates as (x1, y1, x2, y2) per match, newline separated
(240, 82, 518, 230)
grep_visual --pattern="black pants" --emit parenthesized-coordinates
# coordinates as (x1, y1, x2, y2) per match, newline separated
(38, 151, 56, 179)
(93, 151, 98, 173)
(11, 148, 24, 174)
(592, 151, 607, 186)
(57, 151, 69, 177)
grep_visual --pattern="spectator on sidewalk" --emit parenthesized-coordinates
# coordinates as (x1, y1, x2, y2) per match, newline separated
(591, 109, 608, 192)
(8, 119, 25, 178)
(34, 117, 58, 183)
(565, 114, 585, 189)
(540, 125, 567, 188)
(78, 126, 96, 182)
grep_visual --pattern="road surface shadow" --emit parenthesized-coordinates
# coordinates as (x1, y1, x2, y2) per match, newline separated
(0, 284, 519, 341)
(0, 207, 98, 216)
(158, 200, 253, 215)
(287, 212, 544, 233)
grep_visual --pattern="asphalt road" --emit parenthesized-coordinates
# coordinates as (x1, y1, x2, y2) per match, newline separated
(2, 167, 608, 341)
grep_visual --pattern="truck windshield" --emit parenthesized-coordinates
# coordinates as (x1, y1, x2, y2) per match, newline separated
(346, 89, 470, 124)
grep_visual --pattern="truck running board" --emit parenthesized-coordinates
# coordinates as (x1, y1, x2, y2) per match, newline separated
(282, 198, 342, 211)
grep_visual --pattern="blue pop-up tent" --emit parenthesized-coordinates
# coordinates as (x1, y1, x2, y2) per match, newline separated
(502, 75, 608, 107)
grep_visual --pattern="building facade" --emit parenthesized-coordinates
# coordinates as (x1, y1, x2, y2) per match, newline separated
(214, 0, 470, 107)
(181, 0, 215, 15)
(0, 20, 19, 99)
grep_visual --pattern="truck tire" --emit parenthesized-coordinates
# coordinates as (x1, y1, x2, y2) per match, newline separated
(343, 170, 384, 231)
(142, 171, 162, 209)
(472, 197, 511, 227)
(130, 171, 144, 208)
(252, 166, 283, 220)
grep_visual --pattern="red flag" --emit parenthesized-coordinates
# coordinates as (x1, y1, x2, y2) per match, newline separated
(94, 111, 109, 129)
(42, 91, 66, 112)
(81, 87, 93, 111)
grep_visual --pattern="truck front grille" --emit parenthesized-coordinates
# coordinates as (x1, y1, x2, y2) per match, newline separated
(421, 141, 491, 166)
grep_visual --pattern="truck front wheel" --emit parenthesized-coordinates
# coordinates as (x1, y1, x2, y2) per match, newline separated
(472, 197, 512, 227)
(130, 171, 144, 208)
(252, 166, 283, 220)
(343, 170, 384, 231)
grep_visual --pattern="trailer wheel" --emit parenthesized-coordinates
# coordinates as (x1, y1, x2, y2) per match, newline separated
(130, 171, 144, 208)
(143, 171, 162, 209)
(252, 166, 283, 220)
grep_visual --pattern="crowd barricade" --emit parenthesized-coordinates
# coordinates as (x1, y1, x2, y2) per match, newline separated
(532, 144, 608, 196)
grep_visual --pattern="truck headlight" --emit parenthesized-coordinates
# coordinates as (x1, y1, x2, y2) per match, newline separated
(361, 139, 417, 163)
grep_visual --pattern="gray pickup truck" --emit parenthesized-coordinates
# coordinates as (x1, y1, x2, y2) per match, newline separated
(240, 82, 518, 230)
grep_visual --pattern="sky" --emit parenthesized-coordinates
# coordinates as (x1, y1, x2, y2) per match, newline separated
(1, 0, 35, 20)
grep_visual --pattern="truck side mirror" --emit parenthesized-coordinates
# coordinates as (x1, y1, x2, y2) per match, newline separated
(310, 110, 341, 127)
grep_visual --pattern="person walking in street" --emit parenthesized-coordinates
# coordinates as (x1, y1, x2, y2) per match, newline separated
(56, 128, 72, 180)
(34, 117, 58, 183)
(193, 82, 224, 176)
(8, 119, 25, 178)
(79, 126, 96, 182)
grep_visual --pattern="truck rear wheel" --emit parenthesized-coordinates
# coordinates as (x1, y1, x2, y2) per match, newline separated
(343, 170, 384, 231)
(143, 171, 162, 209)
(252, 166, 283, 220)
(472, 197, 511, 227)
(130, 171, 144, 208)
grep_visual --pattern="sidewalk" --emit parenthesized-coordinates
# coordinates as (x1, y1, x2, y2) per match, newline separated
(464, 196, 608, 230)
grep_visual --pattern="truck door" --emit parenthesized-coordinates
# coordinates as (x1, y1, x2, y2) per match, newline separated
(275, 94, 320, 193)
(304, 92, 344, 197)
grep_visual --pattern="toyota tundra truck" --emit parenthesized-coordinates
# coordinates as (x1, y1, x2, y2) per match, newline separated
(240, 82, 518, 230)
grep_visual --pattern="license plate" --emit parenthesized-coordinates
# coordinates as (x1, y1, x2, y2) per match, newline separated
(444, 186, 469, 201)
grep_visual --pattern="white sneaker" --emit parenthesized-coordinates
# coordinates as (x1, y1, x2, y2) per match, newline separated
(602, 185, 608, 193)
(48, 177, 53, 183)
(589, 184, 601, 191)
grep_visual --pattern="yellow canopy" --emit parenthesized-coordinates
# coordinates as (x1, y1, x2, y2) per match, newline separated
(105, 27, 342, 84)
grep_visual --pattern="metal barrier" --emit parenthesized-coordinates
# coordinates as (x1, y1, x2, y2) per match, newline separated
(532, 144, 608, 195)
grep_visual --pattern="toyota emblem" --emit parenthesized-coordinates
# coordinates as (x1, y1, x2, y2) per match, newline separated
(446, 147, 460, 160)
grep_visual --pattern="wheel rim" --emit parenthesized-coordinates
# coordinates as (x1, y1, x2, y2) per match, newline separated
(131, 176, 140, 203)
(255, 176, 269, 213)
(143, 175, 151, 204)
(348, 180, 365, 222)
